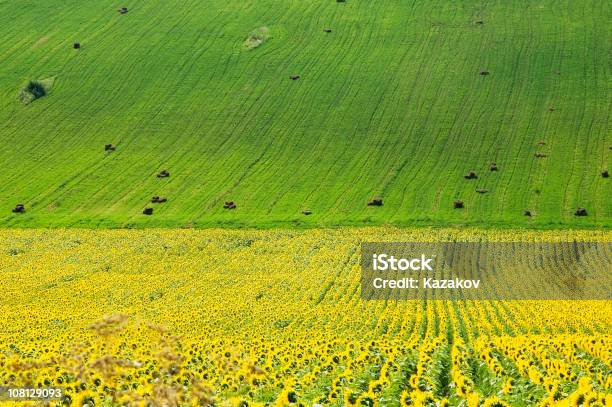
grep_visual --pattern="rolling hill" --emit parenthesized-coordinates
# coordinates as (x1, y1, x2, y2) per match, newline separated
(0, 0, 609, 228)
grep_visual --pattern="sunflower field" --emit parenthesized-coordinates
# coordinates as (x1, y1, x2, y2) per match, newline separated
(0, 228, 610, 406)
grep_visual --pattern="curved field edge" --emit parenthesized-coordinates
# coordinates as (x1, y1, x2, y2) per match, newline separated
(1, 228, 611, 405)
(0, 0, 610, 229)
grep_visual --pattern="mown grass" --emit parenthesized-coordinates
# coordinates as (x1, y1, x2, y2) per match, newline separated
(0, 0, 609, 229)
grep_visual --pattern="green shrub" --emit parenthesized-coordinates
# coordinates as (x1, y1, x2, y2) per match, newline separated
(26, 81, 46, 98)
(19, 79, 52, 104)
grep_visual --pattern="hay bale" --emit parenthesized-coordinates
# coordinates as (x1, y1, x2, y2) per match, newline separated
(337, 0, 346, 2)
(490, 163, 498, 171)
(223, 201, 236, 209)
(524, 210, 532, 217)
(453, 200, 464, 209)
(602, 170, 609, 178)
(464, 171, 478, 179)
(12, 204, 25, 213)
(142, 207, 153, 215)
(324, 28, 332, 33)
(476, 188, 488, 194)
(151, 196, 167, 203)
(537, 140, 547, 145)
(73, 42, 81, 49)
(367, 198, 383, 206)
(574, 207, 587, 216)
(302, 209, 312, 215)
(535, 152, 547, 158)
(157, 170, 170, 178)
(480, 70, 489, 76)
(290, 75, 300, 80)
(104, 144, 115, 151)
(548, 107, 555, 112)
(118, 7, 128, 14)
(475, 20, 484, 25)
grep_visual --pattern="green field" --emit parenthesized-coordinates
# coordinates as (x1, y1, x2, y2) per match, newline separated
(0, 0, 609, 229)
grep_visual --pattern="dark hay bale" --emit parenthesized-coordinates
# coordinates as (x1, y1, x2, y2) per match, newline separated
(302, 209, 312, 215)
(524, 210, 532, 217)
(602, 170, 609, 178)
(12, 204, 25, 213)
(574, 207, 587, 217)
(104, 144, 115, 151)
(475, 188, 488, 194)
(475, 20, 484, 25)
(535, 152, 547, 158)
(480, 71, 489, 76)
(490, 163, 498, 171)
(453, 200, 464, 209)
(73, 42, 81, 49)
(142, 207, 153, 215)
(223, 201, 236, 209)
(290, 75, 300, 80)
(337, 0, 346, 2)
(464, 171, 478, 179)
(367, 198, 383, 207)
(157, 170, 170, 178)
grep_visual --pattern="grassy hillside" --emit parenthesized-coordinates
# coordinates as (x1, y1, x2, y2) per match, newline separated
(0, 0, 609, 228)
